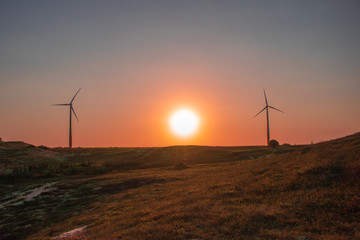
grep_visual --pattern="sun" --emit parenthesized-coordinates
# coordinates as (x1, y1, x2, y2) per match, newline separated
(169, 109, 200, 137)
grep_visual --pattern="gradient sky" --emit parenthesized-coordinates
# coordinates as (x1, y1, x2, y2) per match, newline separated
(1, 1, 359, 147)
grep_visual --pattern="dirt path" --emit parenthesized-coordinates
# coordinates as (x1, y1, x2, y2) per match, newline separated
(0, 182, 57, 209)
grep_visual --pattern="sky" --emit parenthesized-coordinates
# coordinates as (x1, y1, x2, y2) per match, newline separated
(1, 0, 359, 147)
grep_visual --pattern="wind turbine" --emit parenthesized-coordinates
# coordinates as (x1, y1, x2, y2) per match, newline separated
(53, 88, 81, 148)
(254, 89, 284, 146)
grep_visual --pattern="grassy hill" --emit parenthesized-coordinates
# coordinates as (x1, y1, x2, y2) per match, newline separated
(0, 133, 359, 239)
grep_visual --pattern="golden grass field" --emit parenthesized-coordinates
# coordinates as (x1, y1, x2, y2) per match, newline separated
(1, 133, 359, 239)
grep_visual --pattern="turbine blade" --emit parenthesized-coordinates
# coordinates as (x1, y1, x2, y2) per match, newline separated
(70, 88, 81, 104)
(269, 106, 284, 113)
(53, 104, 69, 106)
(254, 106, 267, 118)
(71, 107, 79, 121)
(263, 88, 268, 106)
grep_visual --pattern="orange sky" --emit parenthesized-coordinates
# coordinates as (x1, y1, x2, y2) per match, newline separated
(1, 1, 359, 147)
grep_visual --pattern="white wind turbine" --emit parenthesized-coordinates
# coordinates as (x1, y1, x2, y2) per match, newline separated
(53, 88, 81, 148)
(254, 89, 284, 145)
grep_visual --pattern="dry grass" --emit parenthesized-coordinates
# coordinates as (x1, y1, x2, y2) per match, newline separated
(1, 133, 360, 239)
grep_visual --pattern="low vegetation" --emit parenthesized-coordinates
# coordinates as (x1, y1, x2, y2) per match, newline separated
(0, 133, 359, 239)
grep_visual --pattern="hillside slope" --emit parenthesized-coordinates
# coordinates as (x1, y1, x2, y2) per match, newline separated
(1, 133, 359, 239)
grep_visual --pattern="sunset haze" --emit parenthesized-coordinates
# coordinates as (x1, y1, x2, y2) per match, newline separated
(1, 1, 359, 147)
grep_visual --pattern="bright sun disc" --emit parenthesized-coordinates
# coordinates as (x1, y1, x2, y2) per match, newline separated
(169, 109, 200, 137)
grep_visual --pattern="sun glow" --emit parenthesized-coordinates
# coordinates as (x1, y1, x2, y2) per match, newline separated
(169, 109, 200, 137)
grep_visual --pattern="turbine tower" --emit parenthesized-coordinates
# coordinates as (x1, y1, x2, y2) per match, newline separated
(254, 89, 284, 146)
(53, 88, 81, 148)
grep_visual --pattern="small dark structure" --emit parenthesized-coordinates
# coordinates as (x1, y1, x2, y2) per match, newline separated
(269, 139, 279, 148)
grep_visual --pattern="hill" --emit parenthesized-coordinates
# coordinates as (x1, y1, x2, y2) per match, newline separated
(0, 133, 359, 239)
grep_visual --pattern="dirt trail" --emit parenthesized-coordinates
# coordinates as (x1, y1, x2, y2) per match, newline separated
(0, 182, 57, 208)
(52, 226, 87, 239)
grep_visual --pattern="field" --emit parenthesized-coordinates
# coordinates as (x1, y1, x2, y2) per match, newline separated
(1, 133, 359, 239)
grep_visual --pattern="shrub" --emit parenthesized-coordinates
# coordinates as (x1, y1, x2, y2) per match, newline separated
(269, 139, 279, 148)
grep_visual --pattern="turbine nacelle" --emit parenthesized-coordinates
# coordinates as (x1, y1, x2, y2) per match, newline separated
(254, 89, 284, 118)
